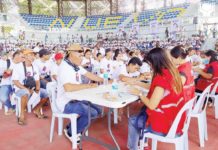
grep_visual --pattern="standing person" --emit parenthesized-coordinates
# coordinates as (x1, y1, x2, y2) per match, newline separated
(204, 26, 208, 38)
(66, 34, 70, 42)
(212, 27, 217, 38)
(31, 33, 35, 40)
(127, 48, 183, 150)
(45, 33, 48, 43)
(59, 35, 62, 43)
(80, 35, 84, 44)
(56, 44, 103, 139)
(165, 27, 169, 38)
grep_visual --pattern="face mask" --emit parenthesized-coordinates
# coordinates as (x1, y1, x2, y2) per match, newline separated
(203, 58, 209, 65)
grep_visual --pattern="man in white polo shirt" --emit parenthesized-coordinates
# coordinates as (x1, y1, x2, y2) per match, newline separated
(57, 44, 103, 139)
(118, 57, 143, 82)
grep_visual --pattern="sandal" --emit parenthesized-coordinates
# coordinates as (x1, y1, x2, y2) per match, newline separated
(17, 118, 26, 125)
(33, 110, 48, 119)
(37, 114, 48, 119)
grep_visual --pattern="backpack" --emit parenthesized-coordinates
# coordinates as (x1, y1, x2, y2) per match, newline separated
(23, 62, 36, 90)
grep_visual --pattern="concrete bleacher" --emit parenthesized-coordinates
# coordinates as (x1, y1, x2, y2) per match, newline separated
(19, 3, 200, 42)
(127, 3, 189, 27)
(20, 3, 190, 31)
(201, 0, 218, 5)
(79, 13, 131, 30)
(21, 14, 78, 30)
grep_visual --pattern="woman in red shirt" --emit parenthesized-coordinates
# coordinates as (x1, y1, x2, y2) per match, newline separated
(127, 48, 183, 150)
(170, 45, 195, 134)
(195, 50, 218, 92)
(194, 50, 218, 106)
(170, 45, 195, 102)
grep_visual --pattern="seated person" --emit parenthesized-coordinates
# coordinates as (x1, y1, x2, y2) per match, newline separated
(118, 57, 143, 82)
(170, 45, 196, 133)
(12, 49, 49, 125)
(51, 52, 64, 81)
(0, 51, 24, 115)
(140, 56, 152, 82)
(127, 48, 184, 150)
(57, 44, 104, 140)
(194, 50, 218, 106)
(92, 53, 102, 75)
(100, 49, 113, 79)
(34, 49, 52, 89)
(170, 45, 195, 102)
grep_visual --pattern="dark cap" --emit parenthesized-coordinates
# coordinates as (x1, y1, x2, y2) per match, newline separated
(39, 49, 51, 58)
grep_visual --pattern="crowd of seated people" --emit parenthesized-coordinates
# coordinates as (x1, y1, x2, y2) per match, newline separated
(0, 32, 217, 149)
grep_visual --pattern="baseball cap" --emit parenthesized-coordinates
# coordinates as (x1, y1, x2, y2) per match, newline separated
(39, 49, 51, 58)
(54, 53, 64, 61)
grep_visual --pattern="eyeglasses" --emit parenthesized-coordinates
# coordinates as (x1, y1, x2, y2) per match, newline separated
(75, 50, 84, 53)
(67, 50, 84, 53)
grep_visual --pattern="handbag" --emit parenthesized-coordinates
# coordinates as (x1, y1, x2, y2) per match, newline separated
(23, 62, 36, 90)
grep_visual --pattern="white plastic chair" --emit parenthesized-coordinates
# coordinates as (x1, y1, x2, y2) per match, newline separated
(11, 93, 21, 117)
(139, 97, 196, 150)
(27, 92, 41, 113)
(47, 82, 79, 150)
(208, 81, 218, 119)
(191, 84, 213, 147)
(11, 92, 42, 117)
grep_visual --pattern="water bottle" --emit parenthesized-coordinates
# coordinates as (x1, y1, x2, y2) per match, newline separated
(103, 73, 109, 85)
(111, 79, 118, 96)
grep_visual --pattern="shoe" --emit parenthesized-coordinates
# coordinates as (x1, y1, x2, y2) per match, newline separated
(64, 129, 71, 141)
(138, 142, 150, 150)
(64, 129, 81, 144)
